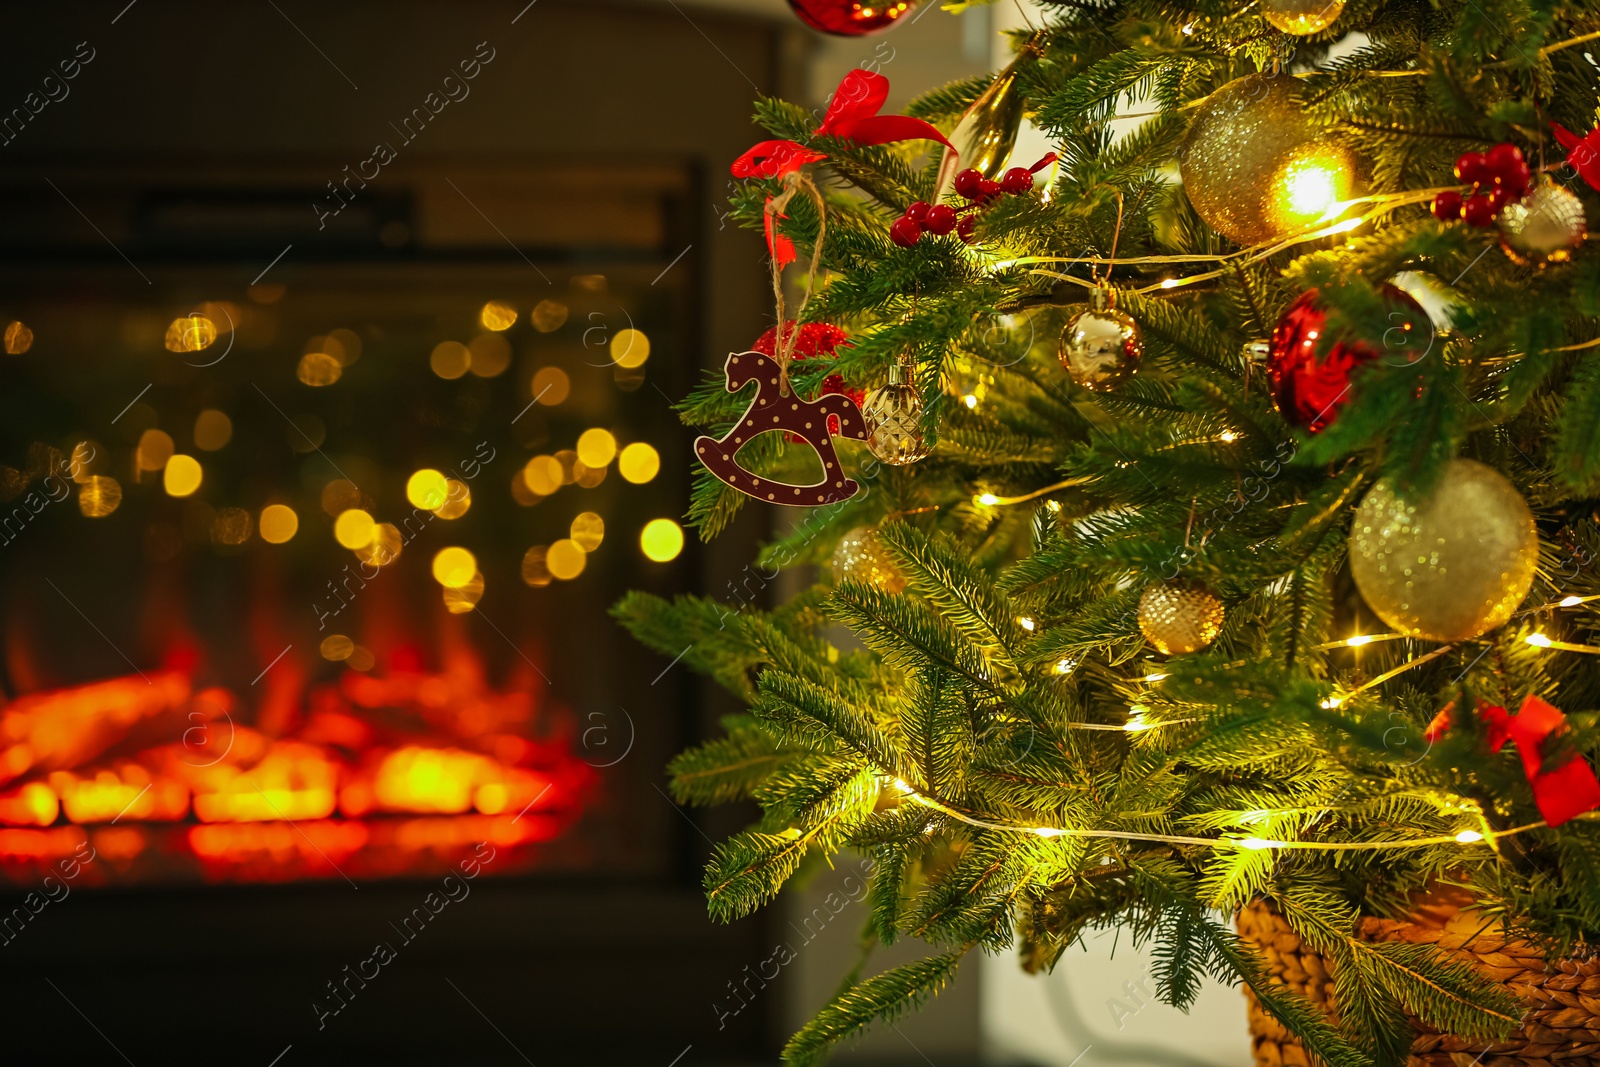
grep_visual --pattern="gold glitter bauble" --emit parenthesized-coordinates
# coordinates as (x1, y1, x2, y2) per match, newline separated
(1137, 583, 1225, 655)
(1262, 0, 1345, 34)
(831, 526, 906, 593)
(1059, 301, 1142, 391)
(861, 365, 930, 466)
(1348, 458, 1538, 643)
(1497, 176, 1587, 267)
(1178, 73, 1358, 246)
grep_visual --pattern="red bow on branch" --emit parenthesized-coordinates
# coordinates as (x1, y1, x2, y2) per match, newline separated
(1426, 695, 1600, 827)
(731, 69, 954, 266)
(1552, 122, 1600, 191)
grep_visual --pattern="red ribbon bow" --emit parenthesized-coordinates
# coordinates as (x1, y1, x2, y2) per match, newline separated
(1425, 695, 1600, 827)
(731, 69, 954, 266)
(1552, 122, 1600, 192)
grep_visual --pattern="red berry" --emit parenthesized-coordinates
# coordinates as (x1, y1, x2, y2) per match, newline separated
(1502, 160, 1532, 198)
(978, 178, 1003, 201)
(1001, 167, 1034, 195)
(1431, 190, 1463, 221)
(1485, 143, 1524, 176)
(953, 169, 984, 200)
(1488, 185, 1519, 212)
(889, 215, 922, 247)
(924, 204, 957, 235)
(1454, 151, 1488, 185)
(1462, 194, 1496, 227)
(905, 201, 931, 223)
(956, 215, 977, 243)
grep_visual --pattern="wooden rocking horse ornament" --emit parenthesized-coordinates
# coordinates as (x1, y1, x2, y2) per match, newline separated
(694, 349, 867, 506)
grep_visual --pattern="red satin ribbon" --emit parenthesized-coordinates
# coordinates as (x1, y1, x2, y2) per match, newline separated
(1552, 122, 1600, 191)
(731, 69, 954, 266)
(1426, 695, 1600, 827)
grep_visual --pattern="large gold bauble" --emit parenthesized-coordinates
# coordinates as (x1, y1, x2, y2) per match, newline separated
(1178, 73, 1358, 246)
(861, 365, 931, 466)
(1348, 458, 1538, 643)
(831, 526, 906, 593)
(1059, 302, 1143, 391)
(1262, 0, 1345, 34)
(1138, 583, 1226, 655)
(1497, 176, 1587, 268)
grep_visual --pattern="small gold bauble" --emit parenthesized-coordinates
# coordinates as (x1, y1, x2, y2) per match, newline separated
(861, 363, 931, 466)
(831, 525, 906, 593)
(1059, 297, 1143, 391)
(1497, 177, 1587, 267)
(1179, 73, 1357, 246)
(1262, 0, 1345, 34)
(1348, 458, 1538, 643)
(1137, 583, 1226, 655)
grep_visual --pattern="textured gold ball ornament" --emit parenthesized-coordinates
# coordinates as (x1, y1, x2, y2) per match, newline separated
(861, 361, 931, 466)
(831, 525, 906, 593)
(1059, 290, 1143, 392)
(1262, 0, 1345, 34)
(1178, 73, 1358, 246)
(1348, 458, 1538, 643)
(1137, 583, 1226, 655)
(1497, 176, 1587, 267)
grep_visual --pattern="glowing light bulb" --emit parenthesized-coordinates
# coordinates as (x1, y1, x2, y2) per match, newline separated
(1560, 595, 1584, 607)
(1346, 635, 1374, 647)
(640, 518, 684, 563)
(891, 779, 913, 795)
(1320, 696, 1343, 709)
(432, 547, 478, 589)
(978, 493, 1000, 506)
(406, 469, 450, 510)
(1031, 827, 1064, 838)
(1218, 431, 1238, 442)
(1526, 633, 1553, 648)
(1454, 829, 1484, 844)
(1143, 672, 1169, 682)
(1239, 837, 1283, 850)
(1053, 657, 1078, 675)
(1018, 616, 1035, 631)
(962, 394, 978, 409)
(1271, 142, 1357, 234)
(1160, 277, 1179, 289)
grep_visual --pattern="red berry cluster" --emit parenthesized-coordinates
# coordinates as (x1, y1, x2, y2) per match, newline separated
(890, 156, 1056, 248)
(1431, 144, 1533, 227)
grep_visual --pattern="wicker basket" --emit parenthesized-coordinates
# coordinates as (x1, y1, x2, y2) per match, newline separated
(1236, 896, 1600, 1067)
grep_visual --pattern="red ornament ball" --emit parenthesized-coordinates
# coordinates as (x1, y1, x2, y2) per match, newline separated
(1463, 194, 1497, 227)
(905, 201, 930, 223)
(1267, 287, 1428, 433)
(1431, 190, 1463, 221)
(955, 215, 977, 243)
(889, 215, 921, 247)
(1001, 167, 1035, 195)
(953, 168, 985, 200)
(785, 0, 920, 35)
(1454, 151, 1488, 184)
(753, 322, 863, 436)
(924, 204, 957, 235)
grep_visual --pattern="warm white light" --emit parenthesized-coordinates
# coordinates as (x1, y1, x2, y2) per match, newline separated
(1018, 616, 1036, 631)
(1560, 595, 1584, 607)
(1455, 829, 1484, 844)
(1031, 827, 1064, 838)
(1346, 635, 1374, 647)
(891, 779, 914, 795)
(1053, 657, 1078, 675)
(962, 394, 978, 409)
(1160, 278, 1179, 289)
(1320, 696, 1343, 709)
(1527, 633, 1553, 648)
(1240, 837, 1283, 850)
(1143, 672, 1168, 682)
(978, 493, 1000, 506)
(1218, 431, 1238, 442)
(1124, 716, 1152, 733)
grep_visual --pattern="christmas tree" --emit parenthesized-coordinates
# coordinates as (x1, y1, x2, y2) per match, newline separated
(616, 1, 1600, 1063)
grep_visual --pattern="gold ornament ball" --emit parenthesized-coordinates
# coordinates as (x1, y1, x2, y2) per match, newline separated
(832, 526, 906, 593)
(1178, 73, 1358, 246)
(1348, 458, 1538, 643)
(1497, 177, 1587, 267)
(1262, 0, 1345, 34)
(1059, 303, 1143, 391)
(861, 366, 931, 466)
(1138, 583, 1226, 655)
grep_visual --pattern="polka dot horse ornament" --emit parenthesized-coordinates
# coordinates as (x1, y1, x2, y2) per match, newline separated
(694, 349, 867, 505)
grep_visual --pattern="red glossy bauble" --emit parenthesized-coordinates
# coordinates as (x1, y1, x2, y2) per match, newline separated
(889, 215, 921, 247)
(786, 0, 920, 35)
(1431, 190, 1463, 220)
(924, 204, 957, 235)
(1267, 286, 1428, 433)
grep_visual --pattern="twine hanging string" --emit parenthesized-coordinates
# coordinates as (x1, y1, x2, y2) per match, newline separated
(765, 171, 828, 398)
